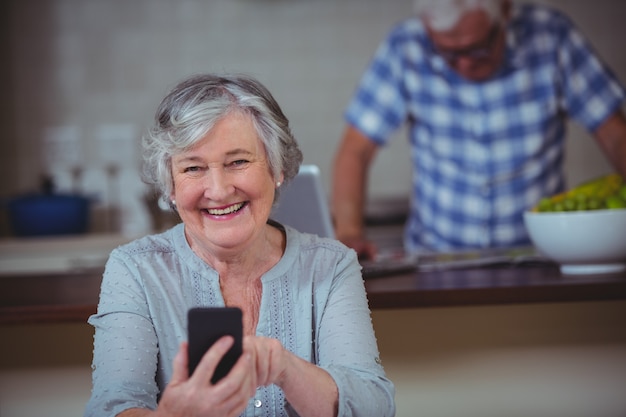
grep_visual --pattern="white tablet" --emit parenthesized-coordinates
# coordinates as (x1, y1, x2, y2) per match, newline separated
(271, 165, 335, 238)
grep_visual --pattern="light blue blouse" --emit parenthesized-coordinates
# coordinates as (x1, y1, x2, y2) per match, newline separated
(85, 222, 395, 417)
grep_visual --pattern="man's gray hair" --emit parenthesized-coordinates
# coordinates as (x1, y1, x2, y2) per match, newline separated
(414, 0, 503, 31)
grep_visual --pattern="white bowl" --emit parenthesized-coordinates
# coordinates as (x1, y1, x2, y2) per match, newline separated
(523, 209, 626, 275)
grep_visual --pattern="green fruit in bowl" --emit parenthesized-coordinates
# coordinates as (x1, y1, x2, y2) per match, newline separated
(533, 174, 625, 212)
(606, 195, 626, 209)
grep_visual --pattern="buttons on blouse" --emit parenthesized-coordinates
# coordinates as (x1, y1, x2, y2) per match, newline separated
(254, 399, 262, 408)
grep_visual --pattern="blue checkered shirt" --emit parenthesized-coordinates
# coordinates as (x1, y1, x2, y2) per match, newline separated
(345, 3, 625, 251)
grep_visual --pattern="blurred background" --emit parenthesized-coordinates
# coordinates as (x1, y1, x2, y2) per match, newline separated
(1, 1, 625, 416)
(1, 0, 625, 237)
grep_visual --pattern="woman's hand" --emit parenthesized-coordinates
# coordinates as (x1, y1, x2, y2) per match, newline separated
(148, 335, 336, 417)
(245, 336, 290, 388)
(154, 337, 257, 417)
(245, 336, 338, 417)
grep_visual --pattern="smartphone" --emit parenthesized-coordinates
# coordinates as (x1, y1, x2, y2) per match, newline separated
(187, 307, 243, 383)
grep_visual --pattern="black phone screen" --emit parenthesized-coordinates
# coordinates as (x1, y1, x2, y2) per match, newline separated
(187, 307, 243, 383)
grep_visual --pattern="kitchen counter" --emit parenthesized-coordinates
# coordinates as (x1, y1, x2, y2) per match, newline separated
(0, 269, 104, 324)
(0, 233, 130, 325)
(2, 222, 626, 324)
(2, 262, 626, 325)
(365, 263, 626, 309)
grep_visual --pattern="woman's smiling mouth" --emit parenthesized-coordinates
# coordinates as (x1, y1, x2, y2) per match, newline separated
(205, 202, 246, 216)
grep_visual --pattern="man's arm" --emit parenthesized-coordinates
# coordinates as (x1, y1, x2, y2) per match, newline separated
(332, 125, 379, 259)
(593, 108, 626, 179)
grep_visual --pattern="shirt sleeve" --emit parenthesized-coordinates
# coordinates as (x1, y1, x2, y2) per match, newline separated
(317, 250, 396, 417)
(344, 23, 411, 145)
(554, 11, 626, 131)
(84, 249, 160, 417)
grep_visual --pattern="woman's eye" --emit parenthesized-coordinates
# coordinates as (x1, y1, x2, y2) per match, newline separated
(229, 159, 249, 168)
(183, 166, 201, 173)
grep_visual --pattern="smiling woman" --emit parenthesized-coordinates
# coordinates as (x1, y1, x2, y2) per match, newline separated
(170, 112, 282, 266)
(84, 73, 396, 417)
(142, 74, 303, 211)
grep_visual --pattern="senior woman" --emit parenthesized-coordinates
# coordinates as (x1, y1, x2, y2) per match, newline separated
(84, 73, 395, 417)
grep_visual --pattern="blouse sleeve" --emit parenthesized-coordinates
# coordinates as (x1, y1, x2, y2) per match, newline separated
(317, 250, 396, 417)
(84, 249, 160, 417)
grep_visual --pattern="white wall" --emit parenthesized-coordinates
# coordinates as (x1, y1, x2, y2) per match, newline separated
(4, 0, 626, 235)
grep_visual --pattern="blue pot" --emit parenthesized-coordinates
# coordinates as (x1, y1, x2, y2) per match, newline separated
(8, 194, 91, 237)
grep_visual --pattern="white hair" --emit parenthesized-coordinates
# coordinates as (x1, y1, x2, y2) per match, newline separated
(414, 0, 503, 31)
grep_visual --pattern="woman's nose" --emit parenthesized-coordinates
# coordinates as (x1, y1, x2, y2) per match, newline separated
(203, 170, 233, 199)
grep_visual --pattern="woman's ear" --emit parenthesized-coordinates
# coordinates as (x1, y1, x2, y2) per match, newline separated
(169, 189, 177, 210)
(276, 172, 285, 188)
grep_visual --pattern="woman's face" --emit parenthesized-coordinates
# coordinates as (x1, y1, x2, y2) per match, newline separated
(170, 112, 281, 256)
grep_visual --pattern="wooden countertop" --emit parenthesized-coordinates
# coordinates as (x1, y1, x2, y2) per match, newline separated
(2, 263, 625, 325)
(1, 222, 625, 324)
(0, 269, 104, 325)
(365, 264, 626, 309)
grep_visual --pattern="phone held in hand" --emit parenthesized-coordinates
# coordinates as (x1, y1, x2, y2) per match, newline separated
(187, 307, 243, 383)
